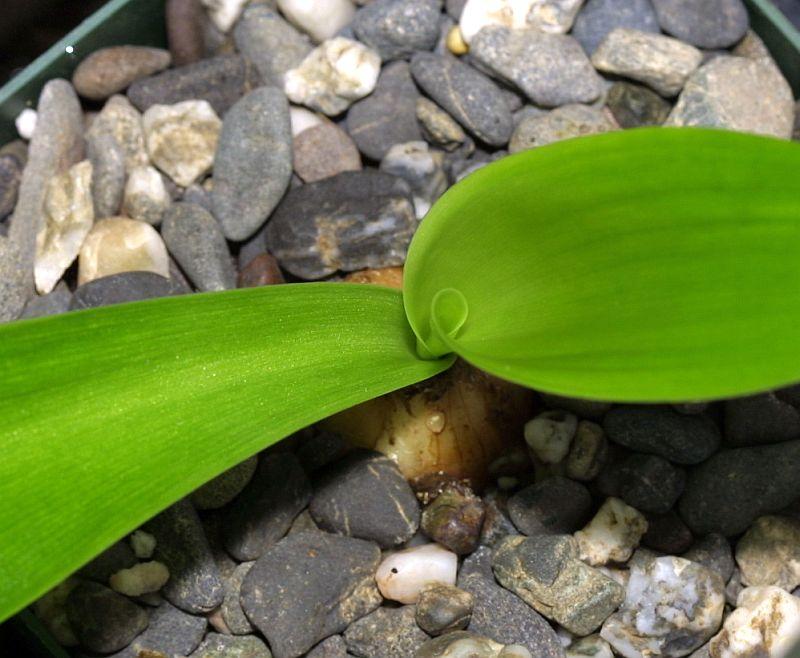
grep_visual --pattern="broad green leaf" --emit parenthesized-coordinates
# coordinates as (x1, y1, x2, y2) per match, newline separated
(404, 128, 800, 402)
(0, 283, 451, 621)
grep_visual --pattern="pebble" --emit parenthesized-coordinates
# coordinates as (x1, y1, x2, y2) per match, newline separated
(15, 108, 38, 140)
(278, 0, 355, 43)
(416, 97, 468, 151)
(618, 454, 686, 514)
(65, 581, 148, 654)
(266, 170, 416, 279)
(127, 55, 262, 116)
(421, 483, 485, 554)
(190, 632, 273, 658)
(109, 561, 170, 596)
(344, 605, 430, 658)
(679, 440, 800, 536)
(565, 420, 608, 481)
(72, 46, 171, 101)
(20, 281, 72, 319)
(145, 499, 225, 613)
(603, 405, 720, 465)
(0, 152, 23, 220)
(735, 516, 800, 591)
(240, 532, 382, 658)
(605, 81, 672, 128)
(380, 141, 447, 217)
(507, 476, 593, 536)
(285, 37, 381, 116)
(32, 577, 80, 647)
(651, 0, 749, 49)
(234, 5, 313, 85)
(223, 452, 311, 561)
(724, 393, 800, 446)
(642, 510, 694, 554)
(77, 540, 138, 582)
(166, 0, 205, 66)
(410, 52, 513, 147)
(293, 121, 361, 182)
(130, 529, 157, 559)
(572, 0, 660, 55)
(306, 635, 348, 658)
(416, 583, 474, 635)
(567, 635, 614, 658)
(708, 586, 800, 658)
(200, 0, 248, 32)
(592, 28, 702, 97)
(576, 497, 648, 566)
(143, 100, 221, 187)
(493, 535, 625, 635)
(419, 631, 534, 658)
(88, 95, 149, 173)
(122, 165, 171, 225)
(346, 61, 422, 160)
(376, 543, 458, 603)
(509, 104, 618, 153)
(34, 160, 94, 294)
(190, 455, 257, 510)
(70, 272, 186, 310)
(220, 562, 254, 635)
(459, 0, 578, 42)
(683, 534, 734, 583)
(470, 27, 603, 108)
(238, 252, 286, 288)
(309, 449, 420, 547)
(601, 556, 725, 658)
(86, 132, 126, 218)
(524, 410, 578, 464)
(353, 0, 442, 60)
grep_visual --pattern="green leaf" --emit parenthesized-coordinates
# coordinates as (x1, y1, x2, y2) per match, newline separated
(0, 283, 451, 621)
(405, 127, 800, 402)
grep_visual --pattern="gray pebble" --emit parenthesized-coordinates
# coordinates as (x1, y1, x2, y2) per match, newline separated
(683, 533, 734, 582)
(507, 476, 593, 536)
(240, 532, 382, 658)
(416, 583, 474, 636)
(190, 455, 258, 510)
(410, 53, 513, 147)
(651, 0, 749, 49)
(21, 281, 72, 319)
(344, 606, 430, 658)
(307, 635, 349, 658)
(0, 152, 23, 219)
(70, 272, 187, 310)
(221, 561, 255, 635)
(110, 601, 207, 658)
(572, 0, 660, 55)
(618, 454, 686, 514)
(509, 104, 618, 153)
(86, 132, 125, 218)
(77, 539, 138, 582)
(353, 0, 442, 61)
(605, 81, 672, 128)
(212, 87, 293, 241)
(724, 392, 800, 446)
(190, 633, 273, 658)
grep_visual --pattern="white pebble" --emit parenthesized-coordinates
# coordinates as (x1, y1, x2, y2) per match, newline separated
(129, 529, 157, 559)
(290, 106, 324, 136)
(376, 543, 458, 604)
(524, 410, 578, 464)
(16, 108, 38, 140)
(109, 561, 170, 596)
(122, 165, 171, 225)
(277, 0, 356, 42)
(201, 0, 248, 32)
(575, 497, 647, 566)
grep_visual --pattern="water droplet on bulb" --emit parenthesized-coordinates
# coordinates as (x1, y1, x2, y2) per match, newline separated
(426, 412, 446, 434)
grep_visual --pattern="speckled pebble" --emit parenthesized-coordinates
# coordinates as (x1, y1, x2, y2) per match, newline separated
(344, 605, 430, 658)
(293, 121, 361, 183)
(510, 104, 618, 153)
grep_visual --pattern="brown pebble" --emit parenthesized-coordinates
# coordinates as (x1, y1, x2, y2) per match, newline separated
(72, 46, 172, 101)
(238, 253, 285, 288)
(643, 510, 694, 554)
(344, 266, 403, 289)
(421, 483, 486, 555)
(166, 0, 205, 66)
(293, 122, 361, 183)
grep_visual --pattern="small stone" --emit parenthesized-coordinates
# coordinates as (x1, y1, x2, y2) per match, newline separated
(376, 543, 458, 603)
(418, 631, 534, 658)
(344, 606, 430, 657)
(592, 28, 702, 97)
(190, 455, 257, 510)
(73, 47, 171, 101)
(605, 81, 672, 128)
(190, 633, 273, 658)
(642, 511, 694, 554)
(679, 440, 800, 536)
(0, 152, 23, 219)
(509, 104, 618, 153)
(130, 530, 157, 559)
(266, 170, 416, 279)
(572, 0, 660, 55)
(524, 410, 578, 464)
(416, 97, 467, 151)
(34, 160, 94, 294)
(109, 561, 170, 597)
(86, 132, 126, 218)
(15, 108, 37, 140)
(724, 393, 800, 446)
(238, 253, 285, 288)
(410, 52, 512, 147)
(166, 0, 205, 66)
(565, 420, 608, 481)
(380, 141, 447, 218)
(128, 55, 262, 116)
(507, 476, 593, 536)
(78, 217, 169, 285)
(66, 581, 148, 654)
(240, 532, 382, 658)
(575, 497, 648, 566)
(735, 516, 800, 591)
(122, 166, 170, 225)
(278, 0, 355, 43)
(145, 499, 225, 613)
(353, 0, 442, 60)
(493, 535, 625, 635)
(221, 562, 254, 635)
(725, 569, 745, 608)
(111, 601, 206, 658)
(567, 635, 614, 658)
(618, 454, 686, 514)
(223, 452, 311, 561)
(293, 121, 361, 183)
(601, 556, 725, 658)
(416, 583, 474, 635)
(290, 106, 324, 135)
(20, 282, 72, 319)
(708, 586, 800, 658)
(470, 27, 603, 108)
(421, 483, 485, 554)
(143, 100, 221, 187)
(651, 0, 749, 49)
(604, 405, 720, 465)
(683, 534, 734, 583)
(70, 272, 186, 309)
(88, 95, 149, 173)
(284, 37, 381, 116)
(346, 61, 422, 160)
(200, 0, 248, 32)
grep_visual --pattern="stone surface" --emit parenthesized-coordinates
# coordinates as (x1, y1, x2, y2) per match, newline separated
(524, 410, 578, 464)
(421, 483, 485, 554)
(376, 543, 458, 603)
(572, 0, 660, 55)
(86, 132, 126, 218)
(344, 605, 430, 658)
(73, 47, 171, 101)
(166, 0, 205, 66)
(576, 497, 648, 566)
(190, 632, 273, 658)
(109, 561, 169, 596)
(238, 252, 286, 288)
(618, 454, 686, 514)
(566, 635, 614, 658)
(507, 476, 593, 536)
(471, 27, 603, 108)
(666, 56, 794, 139)
(604, 405, 720, 465)
(735, 516, 800, 590)
(565, 420, 608, 481)
(266, 170, 416, 279)
(32, 577, 80, 647)
(201, 0, 248, 32)
(191, 455, 257, 510)
(240, 532, 382, 658)
(643, 511, 694, 555)
(724, 393, 800, 446)
(111, 601, 207, 658)
(122, 165, 170, 225)
(293, 121, 361, 183)
(88, 95, 149, 173)
(417, 631, 533, 658)
(683, 534, 734, 583)
(21, 281, 72, 318)
(223, 452, 310, 561)
(416, 583, 474, 635)
(380, 140, 447, 217)
(309, 449, 420, 547)
(212, 87, 292, 241)
(605, 81, 672, 128)
(278, 0, 355, 43)
(651, 0, 749, 49)
(220, 561, 255, 635)
(353, 0, 442, 60)
(459, 0, 582, 42)
(77, 540, 138, 582)
(78, 217, 169, 285)
(70, 272, 186, 309)
(416, 97, 468, 151)
(509, 104, 618, 153)
(0, 152, 23, 220)
(306, 635, 349, 658)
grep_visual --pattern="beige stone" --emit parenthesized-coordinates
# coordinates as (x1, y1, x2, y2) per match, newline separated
(122, 165, 171, 225)
(87, 95, 149, 172)
(576, 497, 648, 566)
(736, 516, 800, 591)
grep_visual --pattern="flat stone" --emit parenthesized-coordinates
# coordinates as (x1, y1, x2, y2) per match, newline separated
(353, 0, 442, 60)
(679, 440, 800, 536)
(509, 104, 618, 153)
(592, 28, 702, 97)
(240, 532, 382, 658)
(278, 0, 355, 43)
(724, 393, 800, 446)
(190, 455, 257, 510)
(21, 281, 72, 318)
(110, 601, 207, 658)
(87, 95, 149, 173)
(470, 27, 603, 108)
(507, 476, 593, 536)
(77, 539, 138, 582)
(127, 55, 262, 116)
(651, 0, 749, 49)
(572, 0, 660, 55)
(73, 46, 171, 101)
(736, 516, 800, 590)
(70, 272, 186, 310)
(223, 452, 311, 560)
(166, 0, 205, 66)
(683, 534, 734, 583)
(122, 165, 171, 225)
(266, 170, 416, 279)
(212, 87, 293, 241)
(0, 152, 23, 219)
(346, 61, 422, 160)
(618, 454, 686, 514)
(86, 132, 126, 218)
(603, 405, 720, 465)
(293, 121, 361, 183)
(605, 81, 672, 128)
(190, 633, 273, 658)
(416, 97, 468, 151)
(344, 606, 430, 658)
(416, 583, 474, 636)
(238, 252, 286, 288)
(221, 561, 254, 635)
(234, 4, 312, 85)
(145, 499, 225, 613)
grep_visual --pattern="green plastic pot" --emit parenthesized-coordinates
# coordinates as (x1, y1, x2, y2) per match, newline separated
(0, 0, 798, 656)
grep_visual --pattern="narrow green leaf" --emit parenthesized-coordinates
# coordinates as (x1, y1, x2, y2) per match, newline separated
(404, 128, 800, 401)
(0, 283, 451, 621)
